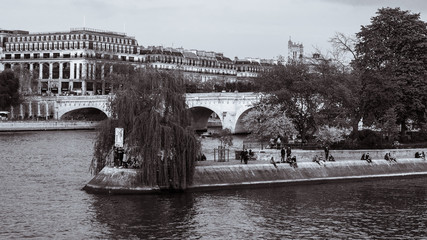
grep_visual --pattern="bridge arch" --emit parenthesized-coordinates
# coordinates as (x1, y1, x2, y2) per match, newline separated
(60, 107, 108, 120)
(185, 92, 260, 134)
(55, 97, 111, 120)
(233, 107, 255, 134)
(189, 106, 223, 132)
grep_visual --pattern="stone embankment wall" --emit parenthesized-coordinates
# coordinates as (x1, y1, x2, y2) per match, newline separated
(254, 148, 426, 162)
(191, 159, 427, 191)
(84, 158, 427, 194)
(0, 121, 99, 131)
(84, 167, 160, 194)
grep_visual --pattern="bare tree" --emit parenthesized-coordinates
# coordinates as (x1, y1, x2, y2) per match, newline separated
(329, 32, 358, 70)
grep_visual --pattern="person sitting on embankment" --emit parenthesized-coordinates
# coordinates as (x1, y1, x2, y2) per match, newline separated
(384, 152, 391, 162)
(361, 153, 372, 163)
(415, 151, 426, 160)
(312, 155, 325, 166)
(384, 152, 397, 162)
(289, 156, 298, 168)
(270, 157, 278, 168)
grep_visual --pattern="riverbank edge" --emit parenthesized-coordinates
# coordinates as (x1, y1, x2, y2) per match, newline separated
(83, 158, 427, 194)
(0, 121, 99, 132)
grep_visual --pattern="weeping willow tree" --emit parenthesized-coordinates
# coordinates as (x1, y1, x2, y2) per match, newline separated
(90, 66, 200, 191)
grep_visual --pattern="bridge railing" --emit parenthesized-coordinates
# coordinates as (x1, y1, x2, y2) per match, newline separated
(185, 92, 261, 101)
(27, 95, 111, 102)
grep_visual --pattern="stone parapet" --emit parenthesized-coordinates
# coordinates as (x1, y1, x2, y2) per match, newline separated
(0, 120, 99, 131)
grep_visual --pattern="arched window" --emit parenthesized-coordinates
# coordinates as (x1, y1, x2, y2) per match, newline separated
(62, 63, 70, 79)
(33, 63, 40, 77)
(52, 63, 60, 79)
(42, 63, 49, 79)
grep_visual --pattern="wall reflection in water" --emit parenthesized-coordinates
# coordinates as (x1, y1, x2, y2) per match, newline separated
(90, 178, 427, 239)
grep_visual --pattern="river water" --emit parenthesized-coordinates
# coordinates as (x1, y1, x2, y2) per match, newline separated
(1, 131, 427, 239)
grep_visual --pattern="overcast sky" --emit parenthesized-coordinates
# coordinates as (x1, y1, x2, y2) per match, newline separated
(1, 0, 426, 59)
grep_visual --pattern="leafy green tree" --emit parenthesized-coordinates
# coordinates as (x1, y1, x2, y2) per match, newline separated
(211, 128, 233, 162)
(241, 102, 297, 142)
(354, 7, 427, 136)
(215, 128, 233, 149)
(0, 70, 20, 110)
(308, 39, 365, 140)
(377, 108, 399, 143)
(91, 68, 200, 191)
(315, 125, 349, 146)
(317, 67, 364, 140)
(254, 64, 325, 142)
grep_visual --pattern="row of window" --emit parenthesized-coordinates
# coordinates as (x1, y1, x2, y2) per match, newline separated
(7, 34, 136, 45)
(4, 60, 260, 82)
(5, 62, 106, 81)
(236, 66, 265, 72)
(3, 53, 270, 73)
(151, 64, 236, 75)
(5, 41, 134, 53)
(89, 42, 138, 54)
(6, 41, 84, 51)
(4, 53, 80, 60)
(9, 34, 84, 42)
(145, 56, 235, 69)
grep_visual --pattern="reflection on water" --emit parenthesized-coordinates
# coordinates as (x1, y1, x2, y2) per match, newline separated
(1, 131, 426, 239)
(90, 179, 427, 239)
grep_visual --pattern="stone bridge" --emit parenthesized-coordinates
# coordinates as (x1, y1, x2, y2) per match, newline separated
(185, 92, 260, 133)
(17, 92, 260, 133)
(55, 96, 112, 119)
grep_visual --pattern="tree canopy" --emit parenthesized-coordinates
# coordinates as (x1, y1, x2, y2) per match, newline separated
(354, 7, 427, 132)
(253, 61, 353, 143)
(241, 102, 297, 142)
(0, 70, 20, 110)
(253, 63, 325, 142)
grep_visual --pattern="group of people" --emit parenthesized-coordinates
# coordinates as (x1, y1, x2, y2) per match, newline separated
(197, 153, 207, 161)
(269, 135, 284, 149)
(361, 152, 399, 163)
(112, 146, 141, 168)
(280, 146, 292, 163)
(240, 149, 254, 164)
(277, 146, 298, 168)
(312, 155, 334, 165)
(312, 146, 335, 165)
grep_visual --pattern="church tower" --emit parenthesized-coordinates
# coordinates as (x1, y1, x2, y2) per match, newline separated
(288, 37, 304, 63)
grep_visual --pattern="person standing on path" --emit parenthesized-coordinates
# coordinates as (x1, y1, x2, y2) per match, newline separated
(240, 149, 245, 163)
(244, 149, 249, 164)
(324, 145, 329, 161)
(281, 147, 286, 163)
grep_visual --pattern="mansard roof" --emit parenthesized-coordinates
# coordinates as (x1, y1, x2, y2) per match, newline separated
(182, 51, 198, 58)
